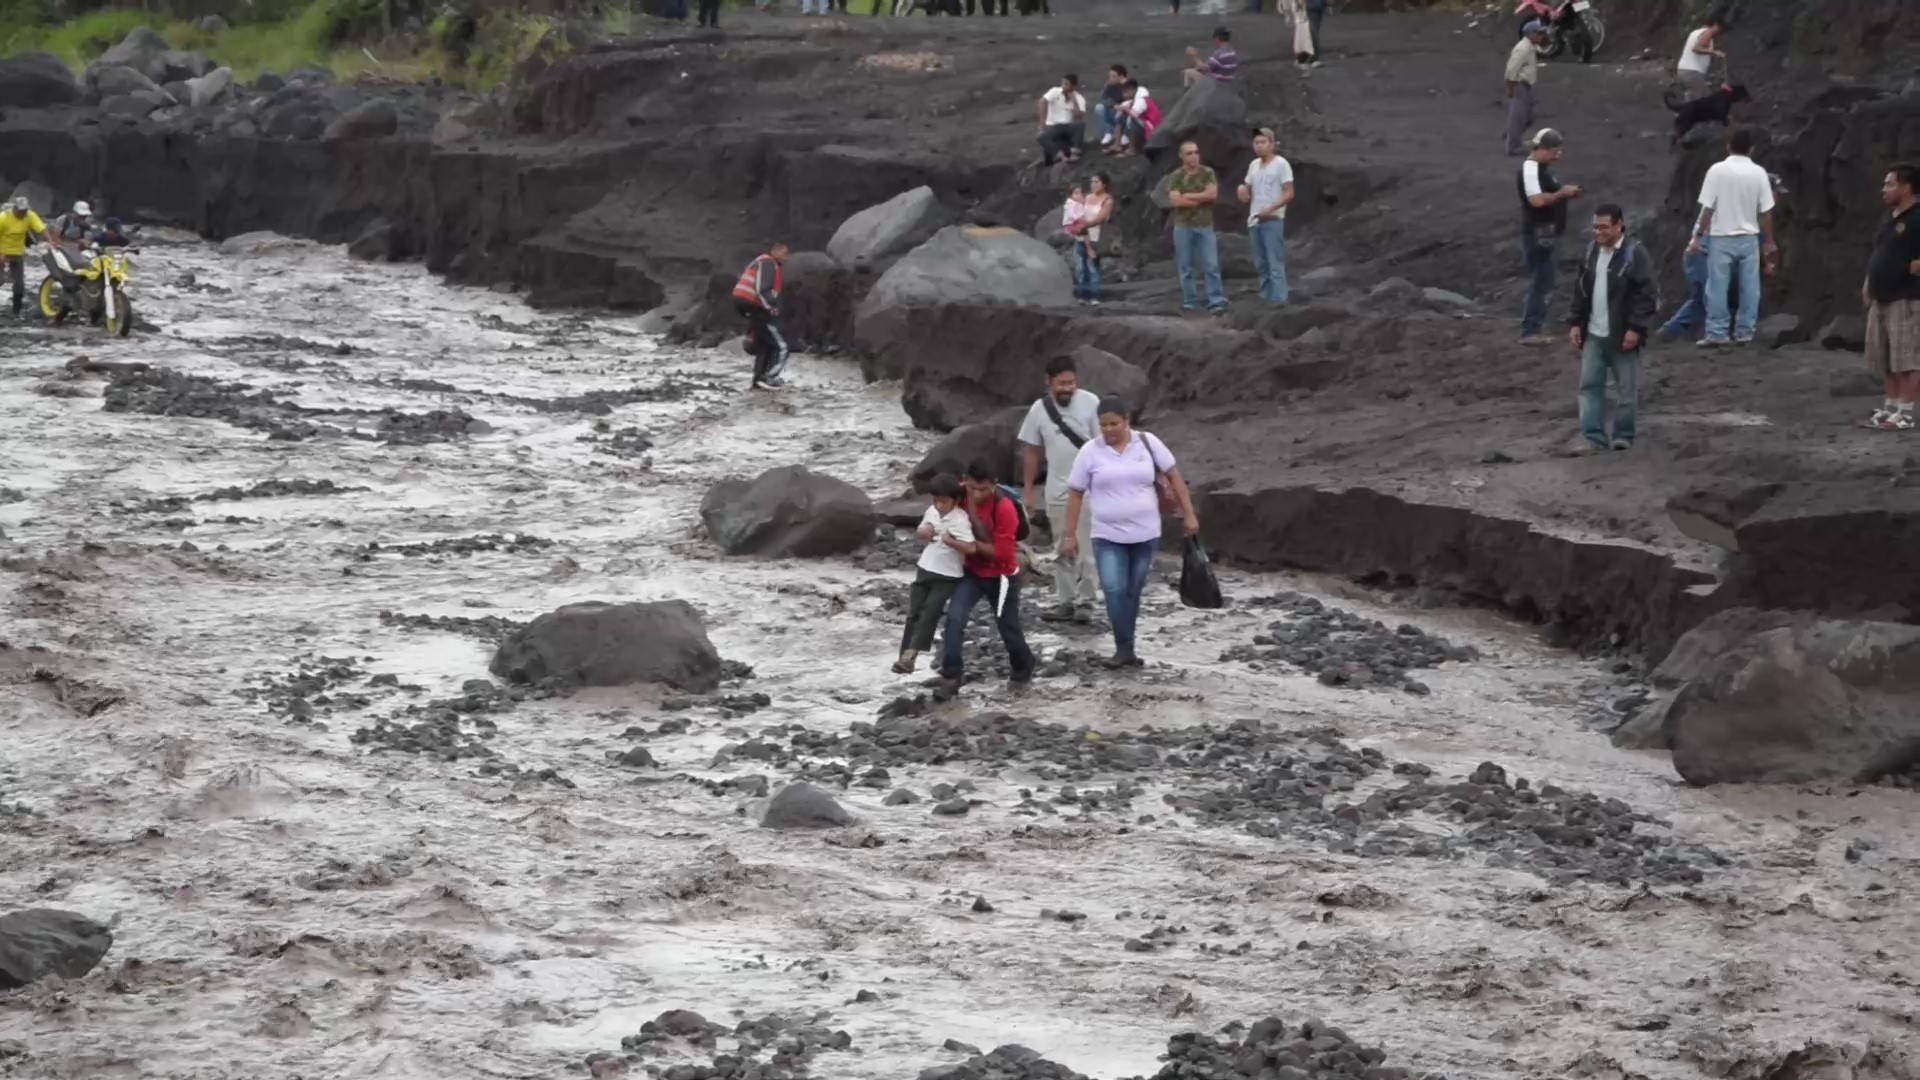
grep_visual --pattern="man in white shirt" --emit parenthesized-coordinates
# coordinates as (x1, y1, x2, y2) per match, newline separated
(1036, 74, 1087, 167)
(1675, 12, 1727, 99)
(1236, 127, 1296, 304)
(1018, 354, 1103, 622)
(1690, 126, 1777, 347)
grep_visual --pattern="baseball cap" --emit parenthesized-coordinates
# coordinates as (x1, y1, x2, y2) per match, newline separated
(1531, 127, 1564, 149)
(1253, 126, 1276, 142)
(74, 200, 92, 216)
(9, 196, 26, 210)
(1522, 19, 1546, 35)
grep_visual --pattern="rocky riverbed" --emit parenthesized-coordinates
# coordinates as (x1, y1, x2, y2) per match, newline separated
(2, 235, 1916, 1079)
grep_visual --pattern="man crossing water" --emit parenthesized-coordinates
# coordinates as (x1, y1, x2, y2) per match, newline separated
(732, 242, 791, 389)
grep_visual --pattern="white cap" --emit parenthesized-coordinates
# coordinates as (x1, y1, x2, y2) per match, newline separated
(73, 200, 92, 217)
(9, 196, 26, 211)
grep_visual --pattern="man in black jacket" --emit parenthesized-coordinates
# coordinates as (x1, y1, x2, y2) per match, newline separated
(1568, 204, 1657, 453)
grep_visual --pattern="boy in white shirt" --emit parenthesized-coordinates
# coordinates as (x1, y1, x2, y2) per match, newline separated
(895, 473, 975, 673)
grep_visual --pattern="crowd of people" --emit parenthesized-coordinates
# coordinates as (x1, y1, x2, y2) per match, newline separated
(1505, 7, 1920, 449)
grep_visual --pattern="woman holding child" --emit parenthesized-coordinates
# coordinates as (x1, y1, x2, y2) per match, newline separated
(1063, 173, 1113, 305)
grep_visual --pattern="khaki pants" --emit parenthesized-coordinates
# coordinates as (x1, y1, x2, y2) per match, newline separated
(1047, 497, 1099, 609)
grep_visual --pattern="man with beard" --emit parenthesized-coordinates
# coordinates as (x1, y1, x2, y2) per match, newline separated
(1018, 354, 1102, 623)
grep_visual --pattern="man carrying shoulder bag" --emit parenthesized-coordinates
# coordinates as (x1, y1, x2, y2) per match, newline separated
(1017, 354, 1104, 623)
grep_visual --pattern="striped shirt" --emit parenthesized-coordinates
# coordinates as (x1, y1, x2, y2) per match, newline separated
(1203, 45, 1238, 80)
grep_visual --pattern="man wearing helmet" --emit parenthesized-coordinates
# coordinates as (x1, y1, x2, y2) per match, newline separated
(0, 196, 48, 317)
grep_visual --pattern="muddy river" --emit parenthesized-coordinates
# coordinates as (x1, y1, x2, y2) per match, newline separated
(1, 234, 1914, 1080)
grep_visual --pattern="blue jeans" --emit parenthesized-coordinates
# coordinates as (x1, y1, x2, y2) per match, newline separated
(1070, 240, 1100, 300)
(1094, 101, 1120, 143)
(1578, 337, 1640, 446)
(1661, 248, 1709, 337)
(1094, 539, 1157, 657)
(1705, 233, 1762, 341)
(1173, 225, 1226, 311)
(1249, 217, 1288, 303)
(940, 572, 1035, 681)
(1520, 228, 1558, 336)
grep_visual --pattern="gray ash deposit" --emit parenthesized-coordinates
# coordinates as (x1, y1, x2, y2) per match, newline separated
(1221, 593, 1477, 694)
(99, 365, 486, 444)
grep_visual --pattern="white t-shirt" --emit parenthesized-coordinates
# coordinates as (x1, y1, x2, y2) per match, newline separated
(1042, 87, 1087, 126)
(1587, 244, 1616, 339)
(1678, 27, 1712, 75)
(1017, 388, 1100, 504)
(917, 505, 975, 577)
(1244, 155, 1295, 224)
(1697, 155, 1775, 236)
(1126, 86, 1152, 117)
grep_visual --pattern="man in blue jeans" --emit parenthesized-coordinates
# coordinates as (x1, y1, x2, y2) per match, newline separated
(1659, 222, 1741, 341)
(938, 459, 1036, 690)
(1237, 127, 1296, 304)
(1567, 204, 1657, 453)
(1516, 128, 1582, 344)
(1691, 126, 1777, 347)
(1162, 141, 1227, 316)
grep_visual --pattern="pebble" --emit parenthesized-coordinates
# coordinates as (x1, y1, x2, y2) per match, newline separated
(1221, 592, 1478, 693)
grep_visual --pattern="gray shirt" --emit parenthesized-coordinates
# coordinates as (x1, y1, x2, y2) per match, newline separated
(1588, 244, 1615, 339)
(1017, 388, 1100, 504)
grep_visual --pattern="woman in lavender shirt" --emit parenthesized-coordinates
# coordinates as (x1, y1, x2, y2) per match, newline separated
(1059, 397, 1200, 668)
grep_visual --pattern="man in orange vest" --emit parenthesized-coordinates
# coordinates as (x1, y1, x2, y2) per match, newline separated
(732, 242, 790, 389)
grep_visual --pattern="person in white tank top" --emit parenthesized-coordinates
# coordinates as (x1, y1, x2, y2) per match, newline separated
(1676, 14, 1727, 98)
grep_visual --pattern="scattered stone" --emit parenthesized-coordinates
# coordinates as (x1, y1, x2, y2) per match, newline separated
(884, 788, 921, 806)
(932, 798, 972, 816)
(0, 908, 114, 988)
(971, 896, 994, 913)
(615, 746, 657, 768)
(700, 465, 877, 559)
(379, 610, 528, 642)
(1220, 592, 1477, 692)
(760, 782, 856, 830)
(352, 533, 552, 559)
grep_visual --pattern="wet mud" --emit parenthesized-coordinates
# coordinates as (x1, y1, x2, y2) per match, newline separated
(1, 237, 1916, 1080)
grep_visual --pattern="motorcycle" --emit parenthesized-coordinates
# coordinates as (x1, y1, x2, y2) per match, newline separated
(39, 243, 136, 337)
(1515, 0, 1605, 63)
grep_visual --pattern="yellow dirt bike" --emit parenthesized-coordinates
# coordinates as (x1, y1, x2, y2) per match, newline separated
(39, 243, 136, 337)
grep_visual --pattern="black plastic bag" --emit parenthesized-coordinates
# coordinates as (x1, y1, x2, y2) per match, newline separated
(1179, 537, 1224, 609)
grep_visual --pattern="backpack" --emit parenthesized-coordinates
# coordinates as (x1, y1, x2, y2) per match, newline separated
(994, 485, 1031, 543)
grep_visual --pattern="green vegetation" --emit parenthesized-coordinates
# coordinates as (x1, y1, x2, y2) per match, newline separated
(0, 0, 562, 87)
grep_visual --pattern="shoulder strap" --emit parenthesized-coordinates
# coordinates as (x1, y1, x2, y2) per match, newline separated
(1041, 395, 1087, 448)
(1142, 432, 1170, 478)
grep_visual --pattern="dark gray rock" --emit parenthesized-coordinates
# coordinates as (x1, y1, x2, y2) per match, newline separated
(324, 99, 398, 140)
(100, 91, 170, 120)
(489, 600, 723, 693)
(1819, 315, 1867, 352)
(854, 225, 1074, 361)
(1145, 74, 1246, 154)
(883, 787, 920, 805)
(91, 64, 166, 100)
(1368, 277, 1425, 307)
(826, 185, 950, 268)
(0, 909, 113, 989)
(92, 26, 169, 82)
(908, 405, 1027, 494)
(760, 782, 855, 830)
(184, 66, 234, 109)
(0, 51, 82, 108)
(699, 465, 875, 559)
(1065, 343, 1149, 418)
(154, 49, 214, 83)
(1668, 617, 1920, 785)
(1755, 312, 1807, 348)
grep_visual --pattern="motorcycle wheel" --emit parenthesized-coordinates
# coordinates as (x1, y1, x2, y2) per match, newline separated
(1582, 12, 1605, 55)
(107, 289, 132, 337)
(36, 277, 62, 321)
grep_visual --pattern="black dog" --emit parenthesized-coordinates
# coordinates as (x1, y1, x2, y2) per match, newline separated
(1664, 83, 1754, 145)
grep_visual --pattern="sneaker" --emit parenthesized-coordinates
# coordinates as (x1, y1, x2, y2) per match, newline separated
(1519, 334, 1553, 346)
(760, 374, 786, 388)
(1008, 670, 1034, 687)
(1875, 411, 1916, 431)
(1611, 439, 1633, 452)
(1087, 299, 1101, 307)
(1564, 437, 1606, 457)
(1697, 337, 1732, 349)
(1732, 337, 1755, 346)
(1100, 653, 1136, 670)
(1039, 605, 1079, 623)
(1208, 306, 1228, 318)
(1870, 406, 1895, 426)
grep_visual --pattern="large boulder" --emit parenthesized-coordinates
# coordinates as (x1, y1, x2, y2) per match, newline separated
(854, 225, 1074, 370)
(324, 99, 399, 140)
(760, 782, 855, 830)
(154, 49, 214, 84)
(909, 405, 1029, 494)
(0, 51, 83, 108)
(91, 64, 167, 101)
(489, 600, 723, 693)
(93, 26, 169, 82)
(1146, 77, 1247, 153)
(185, 66, 234, 109)
(1065, 344, 1148, 416)
(826, 185, 951, 269)
(1611, 607, 1809, 749)
(699, 465, 876, 558)
(1667, 617, 1920, 785)
(0, 909, 113, 989)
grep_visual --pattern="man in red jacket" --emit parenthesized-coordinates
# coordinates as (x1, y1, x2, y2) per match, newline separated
(938, 459, 1036, 688)
(732, 242, 790, 389)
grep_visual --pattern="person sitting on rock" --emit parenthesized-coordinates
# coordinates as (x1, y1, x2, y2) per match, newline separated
(1109, 79, 1159, 157)
(1036, 73, 1087, 166)
(938, 459, 1037, 692)
(895, 473, 974, 674)
(1093, 65, 1129, 152)
(1183, 26, 1238, 86)
(730, 242, 791, 389)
